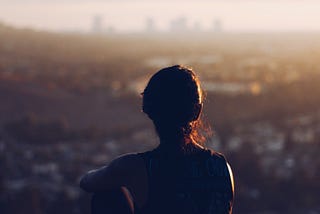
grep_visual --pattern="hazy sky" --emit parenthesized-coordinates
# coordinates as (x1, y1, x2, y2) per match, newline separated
(1, 0, 320, 32)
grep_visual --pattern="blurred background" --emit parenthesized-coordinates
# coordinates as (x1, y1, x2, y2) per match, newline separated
(0, 0, 320, 213)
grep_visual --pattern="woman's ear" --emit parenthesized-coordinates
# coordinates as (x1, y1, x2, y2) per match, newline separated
(193, 103, 203, 121)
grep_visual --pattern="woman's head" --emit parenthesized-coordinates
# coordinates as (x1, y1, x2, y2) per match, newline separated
(142, 65, 207, 144)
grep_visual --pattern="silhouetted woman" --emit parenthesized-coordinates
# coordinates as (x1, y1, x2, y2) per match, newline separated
(80, 65, 234, 214)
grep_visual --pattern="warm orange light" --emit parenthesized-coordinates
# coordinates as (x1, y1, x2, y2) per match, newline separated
(250, 82, 261, 95)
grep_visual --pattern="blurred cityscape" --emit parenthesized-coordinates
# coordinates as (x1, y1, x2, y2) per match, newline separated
(0, 22, 320, 214)
(90, 15, 223, 34)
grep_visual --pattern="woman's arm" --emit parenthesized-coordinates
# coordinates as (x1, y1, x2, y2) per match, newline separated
(227, 162, 235, 213)
(227, 163, 235, 198)
(80, 154, 137, 192)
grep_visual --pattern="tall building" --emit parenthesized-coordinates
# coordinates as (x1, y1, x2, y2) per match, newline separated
(170, 16, 188, 32)
(145, 17, 156, 33)
(193, 21, 202, 32)
(92, 15, 103, 33)
(213, 18, 223, 33)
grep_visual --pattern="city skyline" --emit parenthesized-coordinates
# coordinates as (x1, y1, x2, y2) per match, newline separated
(0, 0, 320, 33)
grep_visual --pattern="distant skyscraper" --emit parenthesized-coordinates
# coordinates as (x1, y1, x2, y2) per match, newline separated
(213, 18, 223, 33)
(92, 15, 103, 33)
(193, 21, 202, 32)
(145, 17, 156, 33)
(170, 16, 188, 32)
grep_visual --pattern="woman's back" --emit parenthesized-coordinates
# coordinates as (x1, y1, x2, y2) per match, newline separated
(136, 145, 233, 214)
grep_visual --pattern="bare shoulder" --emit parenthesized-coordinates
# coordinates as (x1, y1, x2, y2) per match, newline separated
(80, 153, 146, 192)
(108, 153, 149, 206)
(109, 153, 145, 173)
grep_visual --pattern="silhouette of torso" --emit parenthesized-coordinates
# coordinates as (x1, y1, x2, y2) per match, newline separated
(135, 147, 233, 214)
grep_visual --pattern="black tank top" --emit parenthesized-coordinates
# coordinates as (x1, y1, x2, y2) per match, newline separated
(136, 146, 233, 214)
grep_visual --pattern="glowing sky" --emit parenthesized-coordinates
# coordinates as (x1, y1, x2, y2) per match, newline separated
(0, 0, 320, 32)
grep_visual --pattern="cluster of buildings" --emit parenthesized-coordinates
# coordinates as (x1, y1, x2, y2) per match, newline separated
(91, 15, 223, 34)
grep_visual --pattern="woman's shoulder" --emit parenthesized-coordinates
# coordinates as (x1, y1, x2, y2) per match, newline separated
(93, 151, 155, 184)
(79, 152, 149, 193)
(205, 148, 228, 161)
(189, 145, 227, 161)
(113, 153, 149, 205)
(111, 153, 146, 171)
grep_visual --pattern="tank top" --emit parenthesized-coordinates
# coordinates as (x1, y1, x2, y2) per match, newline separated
(135, 146, 233, 214)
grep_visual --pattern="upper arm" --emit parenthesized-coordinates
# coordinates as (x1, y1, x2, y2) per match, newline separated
(80, 154, 140, 192)
(227, 162, 235, 198)
(226, 162, 235, 213)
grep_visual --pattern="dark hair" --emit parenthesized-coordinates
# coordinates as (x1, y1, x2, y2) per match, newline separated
(142, 65, 208, 145)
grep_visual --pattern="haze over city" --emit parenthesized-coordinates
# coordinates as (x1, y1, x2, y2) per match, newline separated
(1, 0, 320, 33)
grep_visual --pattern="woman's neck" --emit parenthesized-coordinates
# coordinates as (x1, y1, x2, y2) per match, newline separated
(158, 137, 204, 154)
